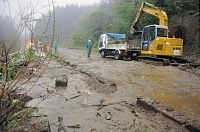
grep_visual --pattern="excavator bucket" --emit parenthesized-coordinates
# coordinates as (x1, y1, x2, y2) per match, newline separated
(130, 25, 142, 35)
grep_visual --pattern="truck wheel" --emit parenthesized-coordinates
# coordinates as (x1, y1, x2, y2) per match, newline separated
(101, 50, 106, 58)
(123, 56, 131, 61)
(131, 56, 136, 60)
(114, 51, 122, 60)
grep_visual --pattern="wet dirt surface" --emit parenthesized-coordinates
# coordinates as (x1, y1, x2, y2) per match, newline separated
(21, 48, 200, 131)
(151, 90, 200, 120)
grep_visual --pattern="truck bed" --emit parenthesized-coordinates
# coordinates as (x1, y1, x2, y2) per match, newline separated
(106, 39, 141, 51)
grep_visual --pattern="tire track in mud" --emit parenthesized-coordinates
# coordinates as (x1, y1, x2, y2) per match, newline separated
(57, 56, 117, 94)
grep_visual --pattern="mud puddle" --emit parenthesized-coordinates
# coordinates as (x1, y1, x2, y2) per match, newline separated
(151, 90, 200, 121)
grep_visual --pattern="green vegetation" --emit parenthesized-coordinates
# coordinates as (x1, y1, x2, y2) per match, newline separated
(0, 66, 16, 81)
(0, 48, 41, 81)
(47, 51, 58, 60)
(4, 108, 32, 131)
(11, 49, 39, 64)
(24, 49, 39, 62)
(8, 68, 17, 80)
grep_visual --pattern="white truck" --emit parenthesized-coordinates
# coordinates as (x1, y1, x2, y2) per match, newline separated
(98, 33, 141, 60)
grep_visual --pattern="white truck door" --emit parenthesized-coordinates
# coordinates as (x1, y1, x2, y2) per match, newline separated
(103, 34, 107, 49)
(99, 34, 106, 50)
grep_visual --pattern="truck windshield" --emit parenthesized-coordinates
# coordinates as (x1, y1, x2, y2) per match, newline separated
(107, 36, 126, 44)
(157, 28, 168, 37)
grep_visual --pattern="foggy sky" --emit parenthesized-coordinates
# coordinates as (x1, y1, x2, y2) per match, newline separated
(55, 0, 100, 6)
(0, 0, 100, 19)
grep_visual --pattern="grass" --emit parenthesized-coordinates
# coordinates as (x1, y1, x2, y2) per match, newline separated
(11, 54, 23, 64)
(0, 48, 41, 81)
(47, 51, 58, 60)
(8, 68, 17, 80)
(24, 49, 39, 62)
(0, 66, 17, 81)
(60, 43, 99, 52)
(4, 108, 33, 131)
(63, 43, 85, 50)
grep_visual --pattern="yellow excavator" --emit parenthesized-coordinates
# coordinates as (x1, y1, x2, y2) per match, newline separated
(130, 2, 184, 63)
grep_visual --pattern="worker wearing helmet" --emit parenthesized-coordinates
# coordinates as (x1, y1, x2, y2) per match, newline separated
(86, 39, 93, 58)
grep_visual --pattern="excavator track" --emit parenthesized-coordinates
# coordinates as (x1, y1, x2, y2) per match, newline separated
(136, 56, 170, 66)
(135, 56, 200, 70)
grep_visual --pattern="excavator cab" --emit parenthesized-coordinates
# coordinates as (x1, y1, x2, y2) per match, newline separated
(140, 24, 183, 56)
(141, 25, 168, 51)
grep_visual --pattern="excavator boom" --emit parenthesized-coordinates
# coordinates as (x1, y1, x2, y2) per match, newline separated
(131, 2, 168, 34)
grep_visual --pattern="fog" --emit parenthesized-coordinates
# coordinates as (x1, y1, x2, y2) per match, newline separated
(0, 0, 101, 52)
(34, 5, 97, 44)
(0, 16, 21, 51)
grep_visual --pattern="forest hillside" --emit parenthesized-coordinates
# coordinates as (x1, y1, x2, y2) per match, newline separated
(69, 0, 199, 57)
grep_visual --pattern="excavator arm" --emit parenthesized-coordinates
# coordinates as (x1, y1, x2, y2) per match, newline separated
(131, 2, 168, 34)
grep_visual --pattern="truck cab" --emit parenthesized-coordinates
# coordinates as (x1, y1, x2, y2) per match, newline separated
(98, 33, 141, 60)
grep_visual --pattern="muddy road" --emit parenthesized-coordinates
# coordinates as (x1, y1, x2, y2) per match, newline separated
(22, 48, 200, 132)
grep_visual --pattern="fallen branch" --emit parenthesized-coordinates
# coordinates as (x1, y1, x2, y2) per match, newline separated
(80, 100, 127, 110)
(65, 94, 82, 102)
(67, 124, 81, 129)
(53, 93, 83, 102)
